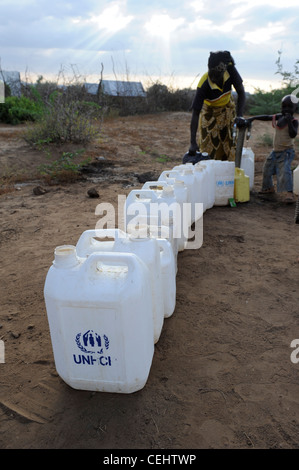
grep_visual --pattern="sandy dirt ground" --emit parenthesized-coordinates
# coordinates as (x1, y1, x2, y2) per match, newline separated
(0, 112, 299, 450)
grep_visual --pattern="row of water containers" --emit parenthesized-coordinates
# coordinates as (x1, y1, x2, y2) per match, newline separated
(44, 148, 255, 394)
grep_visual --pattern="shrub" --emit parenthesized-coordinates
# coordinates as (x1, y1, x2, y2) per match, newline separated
(247, 86, 294, 115)
(25, 100, 100, 145)
(145, 83, 194, 113)
(24, 82, 102, 145)
(0, 96, 44, 124)
(38, 150, 90, 182)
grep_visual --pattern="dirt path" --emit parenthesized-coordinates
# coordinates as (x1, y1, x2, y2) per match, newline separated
(0, 112, 299, 449)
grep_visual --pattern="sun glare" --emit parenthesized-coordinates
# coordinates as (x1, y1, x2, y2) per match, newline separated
(92, 5, 133, 33)
(145, 14, 184, 40)
(72, 5, 133, 33)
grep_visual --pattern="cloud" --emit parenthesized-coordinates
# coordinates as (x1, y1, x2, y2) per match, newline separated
(213, 18, 246, 33)
(72, 4, 134, 34)
(190, 0, 205, 12)
(0, 0, 298, 91)
(230, 0, 299, 11)
(144, 13, 185, 39)
(243, 22, 285, 44)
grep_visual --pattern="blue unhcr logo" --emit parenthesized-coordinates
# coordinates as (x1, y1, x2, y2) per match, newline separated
(73, 330, 112, 366)
(75, 330, 109, 354)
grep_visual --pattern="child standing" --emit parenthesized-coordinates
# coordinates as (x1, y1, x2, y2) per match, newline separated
(253, 95, 298, 203)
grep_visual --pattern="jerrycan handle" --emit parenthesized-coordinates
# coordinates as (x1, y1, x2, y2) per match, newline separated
(130, 189, 159, 201)
(142, 181, 168, 191)
(76, 229, 126, 255)
(83, 251, 138, 277)
(156, 238, 174, 266)
(159, 170, 180, 181)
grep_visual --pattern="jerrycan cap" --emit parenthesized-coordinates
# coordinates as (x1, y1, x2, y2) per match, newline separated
(54, 245, 80, 268)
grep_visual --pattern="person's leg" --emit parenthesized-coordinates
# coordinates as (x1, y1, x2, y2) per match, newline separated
(276, 149, 296, 202)
(261, 151, 276, 192)
(276, 149, 294, 192)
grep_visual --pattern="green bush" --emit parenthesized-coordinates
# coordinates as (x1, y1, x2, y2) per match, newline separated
(38, 150, 89, 179)
(248, 86, 294, 116)
(0, 96, 44, 124)
(25, 99, 100, 145)
(145, 83, 194, 113)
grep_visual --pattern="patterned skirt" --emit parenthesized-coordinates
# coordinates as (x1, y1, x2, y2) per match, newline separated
(198, 98, 236, 161)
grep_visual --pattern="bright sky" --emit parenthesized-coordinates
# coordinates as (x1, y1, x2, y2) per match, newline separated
(1, 0, 299, 93)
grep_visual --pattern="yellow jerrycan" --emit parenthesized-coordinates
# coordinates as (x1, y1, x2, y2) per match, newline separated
(234, 168, 250, 203)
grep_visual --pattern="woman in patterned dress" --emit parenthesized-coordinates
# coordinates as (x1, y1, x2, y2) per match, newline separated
(189, 50, 246, 161)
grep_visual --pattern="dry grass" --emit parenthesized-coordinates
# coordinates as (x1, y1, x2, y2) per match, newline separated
(0, 166, 40, 195)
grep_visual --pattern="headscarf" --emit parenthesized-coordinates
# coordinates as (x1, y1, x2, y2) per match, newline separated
(208, 51, 235, 71)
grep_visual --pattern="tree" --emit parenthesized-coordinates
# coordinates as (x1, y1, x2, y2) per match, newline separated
(275, 50, 299, 87)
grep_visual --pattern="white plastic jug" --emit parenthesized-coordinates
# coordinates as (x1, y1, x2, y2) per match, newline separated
(44, 247, 154, 393)
(171, 179, 189, 252)
(158, 171, 191, 246)
(142, 180, 169, 194)
(159, 169, 190, 202)
(180, 163, 206, 220)
(196, 160, 216, 210)
(293, 165, 299, 195)
(142, 179, 188, 251)
(124, 189, 159, 230)
(241, 147, 255, 190)
(158, 185, 180, 246)
(129, 186, 180, 258)
(126, 214, 178, 272)
(124, 188, 179, 248)
(213, 161, 235, 206)
(193, 165, 206, 212)
(152, 233, 176, 318)
(151, 234, 176, 318)
(76, 228, 164, 343)
(171, 166, 197, 224)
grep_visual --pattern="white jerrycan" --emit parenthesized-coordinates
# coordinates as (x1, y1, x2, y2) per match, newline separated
(172, 179, 189, 251)
(142, 180, 170, 194)
(125, 224, 177, 318)
(158, 186, 180, 244)
(213, 161, 235, 206)
(141, 181, 181, 248)
(127, 214, 178, 273)
(143, 179, 184, 252)
(241, 147, 255, 190)
(76, 228, 164, 343)
(124, 189, 160, 232)
(156, 237, 176, 317)
(158, 171, 190, 249)
(196, 160, 216, 209)
(125, 188, 178, 259)
(193, 164, 207, 212)
(44, 247, 154, 393)
(126, 224, 176, 318)
(172, 166, 197, 224)
(162, 179, 189, 252)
